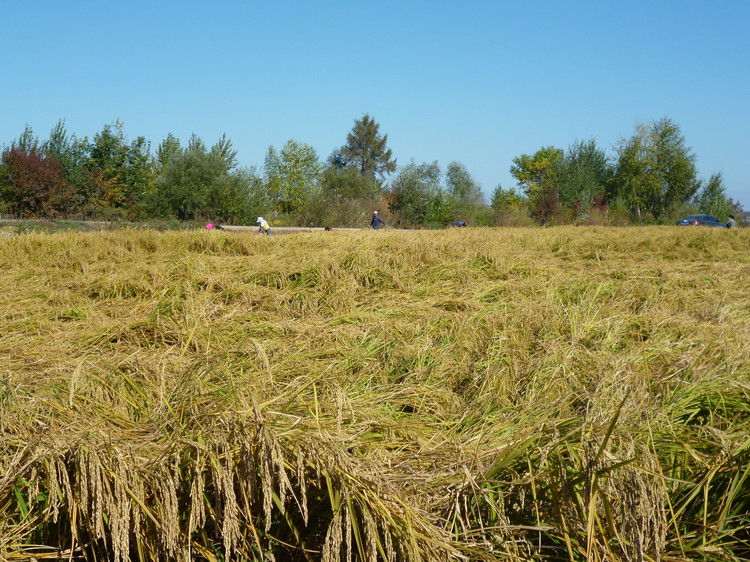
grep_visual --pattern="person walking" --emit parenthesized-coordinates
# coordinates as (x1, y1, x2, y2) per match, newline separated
(257, 217, 272, 235)
(370, 211, 386, 230)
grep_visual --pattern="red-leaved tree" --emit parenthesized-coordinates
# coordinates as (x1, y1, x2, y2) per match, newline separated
(1, 146, 73, 218)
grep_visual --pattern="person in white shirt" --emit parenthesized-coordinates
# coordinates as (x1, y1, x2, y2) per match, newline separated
(257, 217, 272, 235)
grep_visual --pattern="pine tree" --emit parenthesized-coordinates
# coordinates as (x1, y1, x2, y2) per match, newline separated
(340, 114, 396, 185)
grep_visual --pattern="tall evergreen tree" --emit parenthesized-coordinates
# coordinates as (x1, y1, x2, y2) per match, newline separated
(340, 114, 396, 186)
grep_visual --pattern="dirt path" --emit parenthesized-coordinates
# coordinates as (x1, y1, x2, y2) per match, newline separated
(218, 225, 365, 234)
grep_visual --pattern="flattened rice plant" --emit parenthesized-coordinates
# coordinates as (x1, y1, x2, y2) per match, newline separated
(0, 226, 748, 560)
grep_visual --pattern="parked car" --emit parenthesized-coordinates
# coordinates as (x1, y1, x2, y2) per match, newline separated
(675, 214, 727, 227)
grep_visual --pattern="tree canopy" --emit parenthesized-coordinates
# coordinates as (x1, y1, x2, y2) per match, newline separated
(0, 145, 71, 218)
(388, 160, 442, 226)
(0, 115, 742, 227)
(510, 146, 564, 223)
(693, 172, 741, 222)
(153, 133, 259, 222)
(340, 114, 396, 185)
(264, 139, 322, 214)
(610, 118, 699, 219)
(552, 139, 611, 209)
(445, 161, 484, 207)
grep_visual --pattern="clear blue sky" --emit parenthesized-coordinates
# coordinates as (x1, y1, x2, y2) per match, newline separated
(2, 1, 749, 207)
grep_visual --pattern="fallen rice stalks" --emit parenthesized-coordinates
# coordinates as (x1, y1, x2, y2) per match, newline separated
(1, 226, 749, 560)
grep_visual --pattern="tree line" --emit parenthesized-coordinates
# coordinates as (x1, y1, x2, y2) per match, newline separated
(0, 115, 742, 228)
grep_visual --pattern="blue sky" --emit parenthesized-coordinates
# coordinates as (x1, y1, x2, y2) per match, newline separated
(2, 1, 749, 207)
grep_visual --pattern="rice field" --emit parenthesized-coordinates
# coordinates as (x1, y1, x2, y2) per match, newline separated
(1, 225, 749, 561)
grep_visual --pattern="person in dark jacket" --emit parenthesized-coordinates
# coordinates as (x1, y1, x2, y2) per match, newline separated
(371, 211, 386, 230)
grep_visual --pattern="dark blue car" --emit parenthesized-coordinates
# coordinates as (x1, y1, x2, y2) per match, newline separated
(676, 214, 727, 228)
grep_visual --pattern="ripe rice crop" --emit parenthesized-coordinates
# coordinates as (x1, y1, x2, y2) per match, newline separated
(1, 226, 749, 561)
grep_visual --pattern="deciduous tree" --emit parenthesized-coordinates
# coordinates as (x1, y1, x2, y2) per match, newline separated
(264, 139, 322, 214)
(553, 139, 612, 209)
(320, 149, 381, 202)
(445, 161, 484, 206)
(156, 133, 181, 171)
(510, 146, 563, 197)
(693, 172, 739, 221)
(0, 145, 72, 217)
(45, 120, 95, 215)
(510, 146, 563, 223)
(154, 133, 248, 221)
(490, 184, 522, 210)
(13, 124, 40, 152)
(388, 160, 445, 226)
(88, 120, 154, 214)
(610, 118, 699, 220)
